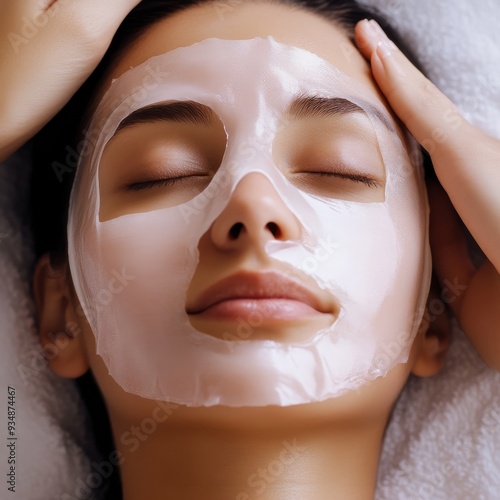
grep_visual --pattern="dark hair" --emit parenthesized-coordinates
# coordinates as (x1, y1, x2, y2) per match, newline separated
(30, 1, 427, 498)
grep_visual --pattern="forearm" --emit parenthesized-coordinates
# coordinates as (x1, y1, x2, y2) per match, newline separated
(460, 259, 500, 370)
(434, 126, 500, 273)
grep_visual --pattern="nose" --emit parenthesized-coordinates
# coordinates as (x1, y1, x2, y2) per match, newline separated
(210, 173, 301, 250)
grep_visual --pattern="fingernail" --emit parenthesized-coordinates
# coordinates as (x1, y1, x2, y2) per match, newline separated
(377, 41, 407, 76)
(370, 20, 386, 38)
(370, 20, 398, 50)
(377, 40, 392, 59)
(361, 18, 378, 39)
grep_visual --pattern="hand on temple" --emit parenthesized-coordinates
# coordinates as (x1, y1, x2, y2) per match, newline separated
(356, 19, 500, 369)
(0, 0, 141, 163)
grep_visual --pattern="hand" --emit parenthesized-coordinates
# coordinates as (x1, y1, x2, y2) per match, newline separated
(355, 19, 500, 369)
(0, 0, 142, 163)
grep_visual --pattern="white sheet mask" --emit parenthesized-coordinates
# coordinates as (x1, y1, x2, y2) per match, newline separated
(68, 37, 431, 407)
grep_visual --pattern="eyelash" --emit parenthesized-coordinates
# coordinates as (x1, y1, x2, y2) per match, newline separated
(127, 175, 205, 191)
(304, 171, 382, 188)
(126, 171, 381, 192)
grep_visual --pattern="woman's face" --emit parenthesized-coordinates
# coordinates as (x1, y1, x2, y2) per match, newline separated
(65, 1, 432, 422)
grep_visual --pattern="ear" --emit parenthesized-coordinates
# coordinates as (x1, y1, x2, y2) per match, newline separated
(33, 254, 89, 378)
(411, 278, 452, 377)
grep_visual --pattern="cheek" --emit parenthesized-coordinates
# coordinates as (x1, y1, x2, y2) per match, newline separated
(328, 210, 398, 301)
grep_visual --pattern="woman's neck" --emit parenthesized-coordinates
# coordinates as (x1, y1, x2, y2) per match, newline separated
(112, 401, 384, 500)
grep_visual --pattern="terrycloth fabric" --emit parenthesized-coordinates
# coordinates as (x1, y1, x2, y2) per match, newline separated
(358, 0, 500, 497)
(0, 1, 499, 499)
(0, 144, 93, 499)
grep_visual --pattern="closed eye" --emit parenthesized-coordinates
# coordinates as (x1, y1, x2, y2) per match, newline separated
(298, 171, 382, 188)
(287, 168, 385, 202)
(126, 175, 210, 191)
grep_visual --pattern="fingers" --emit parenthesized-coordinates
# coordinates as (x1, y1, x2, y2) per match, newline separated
(0, 0, 141, 161)
(356, 18, 500, 271)
(46, 0, 142, 45)
(3, 0, 141, 37)
(354, 19, 470, 163)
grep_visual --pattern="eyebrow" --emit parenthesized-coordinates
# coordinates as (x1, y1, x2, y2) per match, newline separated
(287, 95, 396, 132)
(113, 100, 214, 137)
(110, 94, 395, 141)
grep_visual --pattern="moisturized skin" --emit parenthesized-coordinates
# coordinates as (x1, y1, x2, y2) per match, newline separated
(68, 36, 430, 408)
(34, 3, 451, 499)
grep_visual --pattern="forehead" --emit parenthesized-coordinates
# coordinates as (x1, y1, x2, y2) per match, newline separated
(96, 32, 399, 151)
(104, 2, 377, 93)
(92, 1, 408, 150)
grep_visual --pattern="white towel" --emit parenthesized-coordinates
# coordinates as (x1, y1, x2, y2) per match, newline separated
(358, 0, 500, 497)
(1, 1, 499, 498)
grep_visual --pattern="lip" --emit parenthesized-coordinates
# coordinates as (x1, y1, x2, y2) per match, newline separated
(186, 270, 335, 320)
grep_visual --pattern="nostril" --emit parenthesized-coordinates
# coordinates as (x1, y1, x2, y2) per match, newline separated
(228, 221, 282, 240)
(229, 222, 244, 240)
(266, 222, 281, 238)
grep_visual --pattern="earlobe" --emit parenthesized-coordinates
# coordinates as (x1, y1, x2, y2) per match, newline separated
(411, 283, 451, 378)
(33, 254, 90, 378)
